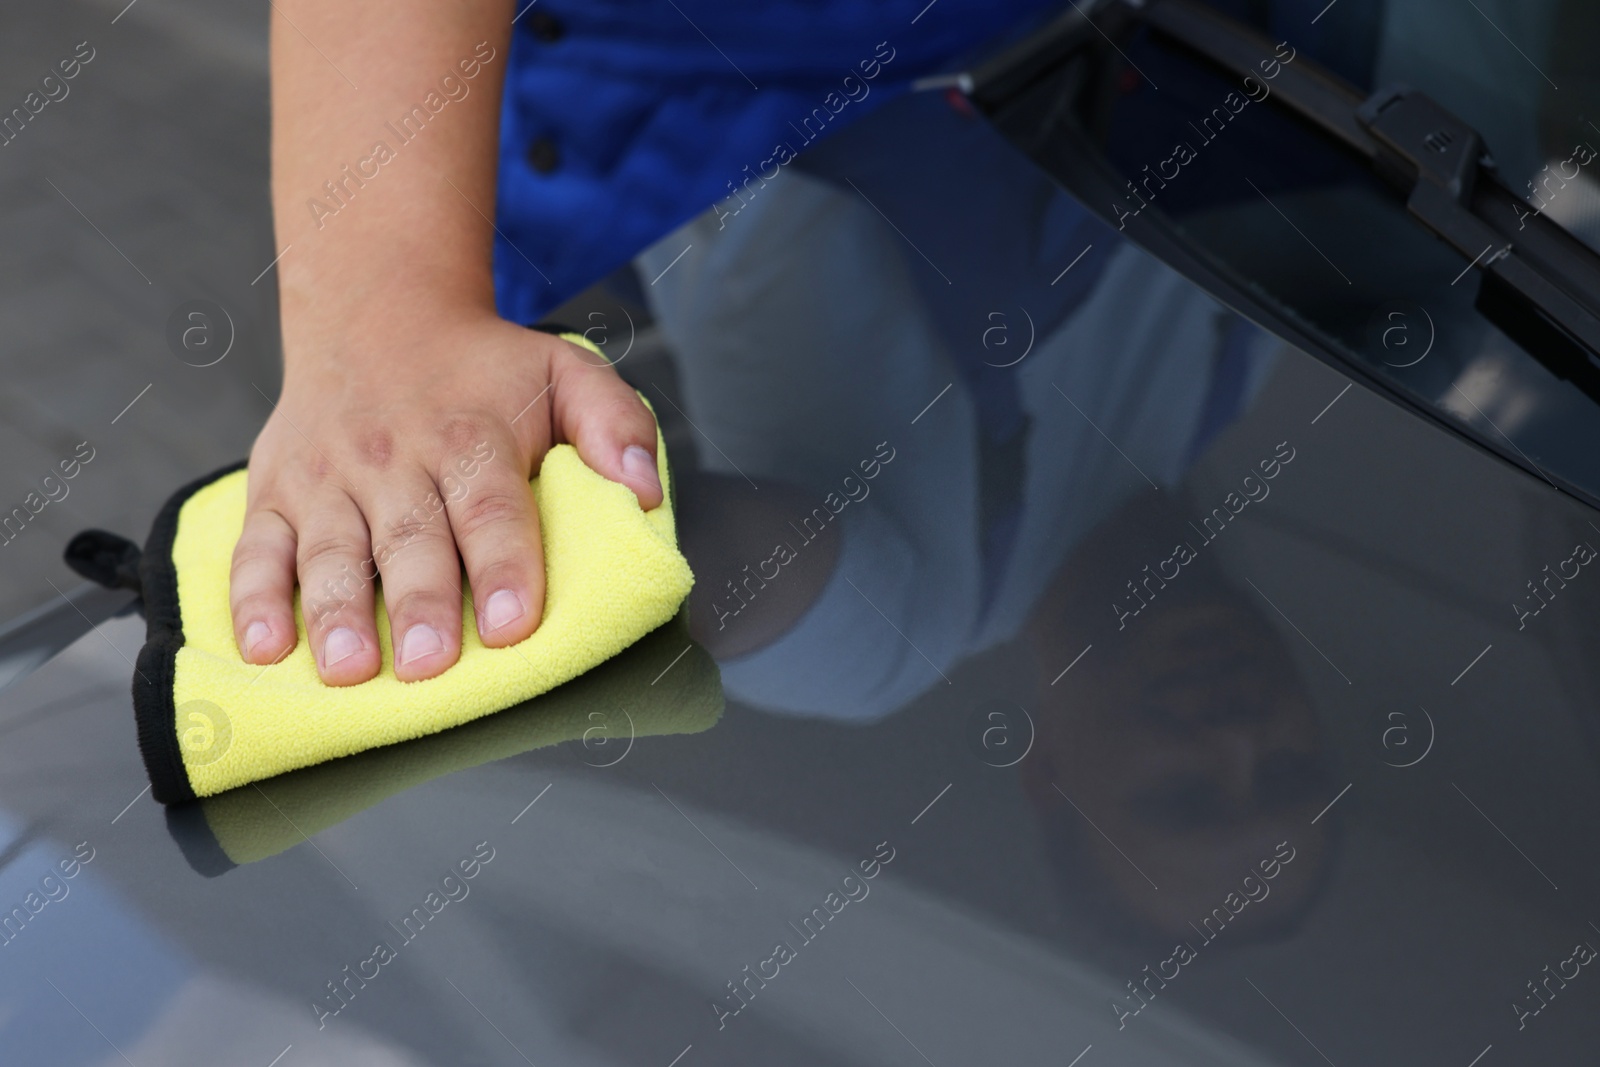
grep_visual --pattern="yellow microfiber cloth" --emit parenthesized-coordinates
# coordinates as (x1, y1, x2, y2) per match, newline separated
(165, 609, 723, 873)
(66, 331, 694, 804)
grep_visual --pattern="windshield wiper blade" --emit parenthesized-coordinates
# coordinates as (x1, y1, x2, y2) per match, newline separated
(1353, 84, 1600, 400)
(970, 0, 1600, 405)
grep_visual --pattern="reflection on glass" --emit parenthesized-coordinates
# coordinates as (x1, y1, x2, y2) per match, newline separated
(982, 0, 1600, 503)
(644, 89, 1335, 969)
(167, 612, 723, 871)
(1020, 492, 1331, 953)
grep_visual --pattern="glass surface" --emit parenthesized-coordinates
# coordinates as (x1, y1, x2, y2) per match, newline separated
(984, 0, 1600, 505)
(6, 4, 1600, 1065)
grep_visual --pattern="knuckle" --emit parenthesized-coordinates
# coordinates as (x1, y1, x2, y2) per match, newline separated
(452, 487, 529, 540)
(301, 594, 352, 630)
(297, 591, 366, 633)
(610, 394, 652, 423)
(306, 456, 339, 484)
(387, 589, 460, 623)
(587, 395, 654, 438)
(230, 539, 285, 577)
(439, 415, 490, 454)
(297, 534, 361, 571)
(569, 344, 615, 374)
(373, 510, 449, 559)
(468, 558, 533, 595)
(357, 428, 396, 469)
(229, 589, 284, 619)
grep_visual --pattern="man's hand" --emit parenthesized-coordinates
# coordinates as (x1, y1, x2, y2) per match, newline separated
(231, 315, 663, 685)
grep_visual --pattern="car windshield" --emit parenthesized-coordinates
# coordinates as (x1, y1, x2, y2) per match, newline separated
(982, 0, 1600, 505)
(6, 2, 1600, 1065)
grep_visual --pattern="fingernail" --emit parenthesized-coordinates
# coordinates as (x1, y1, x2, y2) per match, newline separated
(483, 589, 524, 634)
(322, 627, 363, 669)
(621, 445, 661, 496)
(243, 620, 271, 657)
(399, 623, 445, 666)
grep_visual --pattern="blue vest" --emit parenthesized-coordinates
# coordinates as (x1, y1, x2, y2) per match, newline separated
(492, 0, 1058, 322)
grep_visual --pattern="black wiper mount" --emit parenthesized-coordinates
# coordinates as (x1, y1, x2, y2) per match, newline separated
(966, 0, 1600, 406)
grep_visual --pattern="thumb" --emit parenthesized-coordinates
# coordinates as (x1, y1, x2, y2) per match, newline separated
(546, 337, 665, 510)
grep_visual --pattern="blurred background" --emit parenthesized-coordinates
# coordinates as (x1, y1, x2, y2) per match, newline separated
(0, 0, 274, 619)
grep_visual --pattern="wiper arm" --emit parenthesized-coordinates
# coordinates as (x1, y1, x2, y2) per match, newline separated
(969, 0, 1600, 405)
(1355, 85, 1600, 400)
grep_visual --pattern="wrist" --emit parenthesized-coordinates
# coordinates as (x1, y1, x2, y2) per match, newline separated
(279, 280, 500, 379)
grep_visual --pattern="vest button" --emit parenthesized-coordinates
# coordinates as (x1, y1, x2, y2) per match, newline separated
(526, 137, 560, 174)
(528, 11, 565, 42)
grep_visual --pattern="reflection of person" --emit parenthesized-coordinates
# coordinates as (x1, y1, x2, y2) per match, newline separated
(1018, 491, 1332, 948)
(648, 91, 1330, 949)
(651, 90, 1280, 718)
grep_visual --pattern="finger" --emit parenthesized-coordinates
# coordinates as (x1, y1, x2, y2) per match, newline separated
(548, 342, 665, 510)
(294, 490, 383, 685)
(364, 472, 464, 682)
(230, 505, 298, 665)
(440, 429, 545, 648)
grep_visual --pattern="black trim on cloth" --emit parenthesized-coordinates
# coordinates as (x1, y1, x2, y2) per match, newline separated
(63, 529, 145, 592)
(134, 459, 248, 806)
